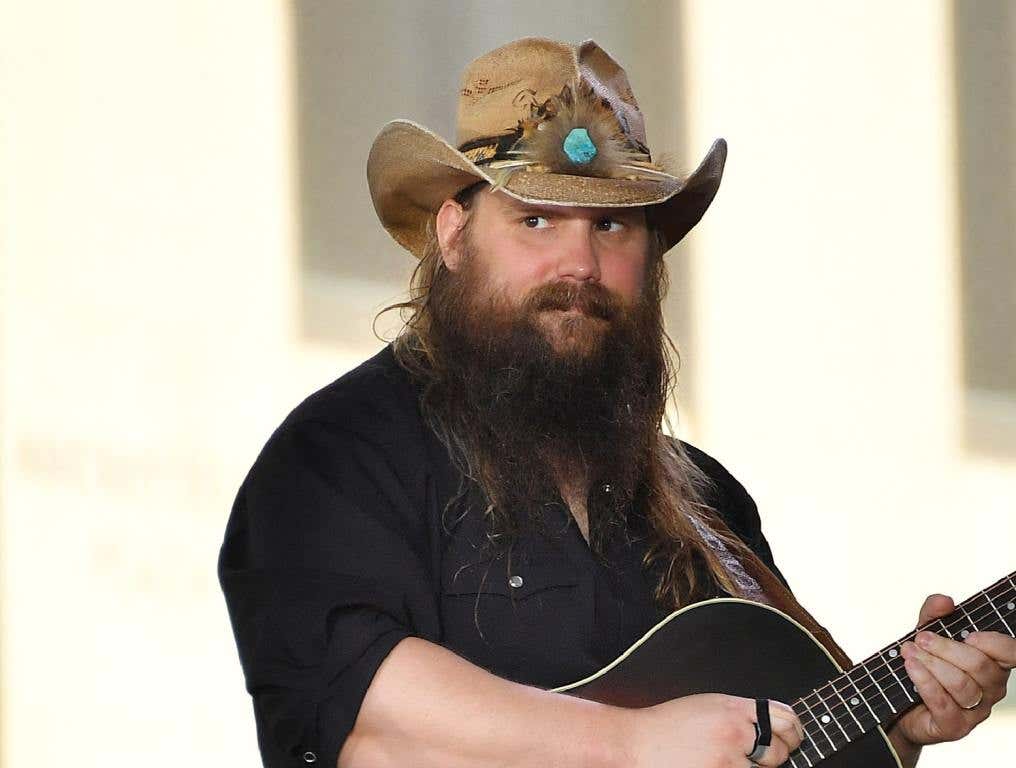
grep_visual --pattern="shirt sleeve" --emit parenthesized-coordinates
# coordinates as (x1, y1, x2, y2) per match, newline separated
(727, 476, 792, 591)
(681, 440, 792, 591)
(218, 418, 439, 768)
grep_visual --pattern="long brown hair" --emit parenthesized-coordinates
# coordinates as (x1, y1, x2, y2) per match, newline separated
(377, 186, 754, 609)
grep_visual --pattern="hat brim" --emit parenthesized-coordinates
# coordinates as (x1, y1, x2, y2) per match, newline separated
(366, 119, 726, 258)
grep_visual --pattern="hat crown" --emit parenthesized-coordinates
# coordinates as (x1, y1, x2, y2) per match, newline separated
(454, 37, 648, 152)
(365, 36, 727, 260)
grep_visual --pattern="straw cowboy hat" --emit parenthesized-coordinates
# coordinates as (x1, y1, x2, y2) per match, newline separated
(366, 36, 727, 258)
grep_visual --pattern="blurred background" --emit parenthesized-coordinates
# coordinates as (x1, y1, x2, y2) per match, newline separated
(1, 1, 1013, 765)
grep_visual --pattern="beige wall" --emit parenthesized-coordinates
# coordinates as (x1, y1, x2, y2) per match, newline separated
(1, 2, 297, 765)
(678, 2, 1015, 764)
(0, 1, 1012, 766)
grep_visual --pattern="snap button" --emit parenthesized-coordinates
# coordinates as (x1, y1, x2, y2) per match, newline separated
(508, 575, 524, 588)
(302, 751, 318, 763)
(600, 483, 613, 495)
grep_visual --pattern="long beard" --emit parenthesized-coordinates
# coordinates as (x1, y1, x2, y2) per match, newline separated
(421, 245, 669, 553)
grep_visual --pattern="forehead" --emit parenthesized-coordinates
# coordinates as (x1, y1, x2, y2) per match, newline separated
(473, 188, 647, 221)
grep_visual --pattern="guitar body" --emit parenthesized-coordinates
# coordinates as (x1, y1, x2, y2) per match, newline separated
(552, 599, 901, 768)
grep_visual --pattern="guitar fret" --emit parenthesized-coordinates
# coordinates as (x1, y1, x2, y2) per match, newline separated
(1006, 577, 1016, 628)
(829, 680, 864, 733)
(788, 752, 811, 768)
(768, 572, 1014, 766)
(957, 602, 978, 637)
(983, 589, 1014, 636)
(861, 660, 897, 714)
(790, 725, 822, 768)
(814, 687, 852, 743)
(797, 694, 834, 755)
(791, 745, 815, 768)
(880, 651, 915, 703)
(558, 572, 1002, 768)
(792, 698, 833, 763)
(843, 668, 881, 725)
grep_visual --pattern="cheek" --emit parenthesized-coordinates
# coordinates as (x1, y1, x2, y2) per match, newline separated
(485, 245, 555, 299)
(603, 255, 649, 301)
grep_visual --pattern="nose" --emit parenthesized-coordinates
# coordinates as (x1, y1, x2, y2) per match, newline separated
(555, 228, 601, 283)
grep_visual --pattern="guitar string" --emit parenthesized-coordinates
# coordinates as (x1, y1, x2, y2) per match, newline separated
(794, 577, 1015, 724)
(793, 583, 1015, 738)
(791, 596, 1015, 755)
(789, 579, 1015, 750)
(776, 579, 1012, 764)
(802, 576, 1015, 710)
(790, 598, 1015, 763)
(801, 578, 1015, 721)
(788, 591, 1015, 762)
(814, 580, 1015, 704)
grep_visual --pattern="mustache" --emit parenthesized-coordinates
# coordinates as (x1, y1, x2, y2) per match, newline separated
(523, 280, 620, 321)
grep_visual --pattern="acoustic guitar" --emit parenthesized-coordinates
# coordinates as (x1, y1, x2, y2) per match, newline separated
(552, 569, 1016, 767)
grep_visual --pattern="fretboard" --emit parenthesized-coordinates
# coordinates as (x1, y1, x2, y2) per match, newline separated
(785, 570, 1016, 768)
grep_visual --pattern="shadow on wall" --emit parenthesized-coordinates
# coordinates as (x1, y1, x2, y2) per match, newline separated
(953, 0, 1016, 458)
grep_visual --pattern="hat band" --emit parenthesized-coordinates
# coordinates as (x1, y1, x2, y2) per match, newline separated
(457, 132, 654, 169)
(457, 133, 523, 166)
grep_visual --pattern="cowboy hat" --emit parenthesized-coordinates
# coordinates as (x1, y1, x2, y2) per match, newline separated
(366, 36, 727, 258)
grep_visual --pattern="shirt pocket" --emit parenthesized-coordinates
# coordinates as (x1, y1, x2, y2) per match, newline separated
(438, 555, 585, 684)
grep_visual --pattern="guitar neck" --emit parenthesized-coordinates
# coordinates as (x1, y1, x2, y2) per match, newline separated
(786, 570, 1016, 768)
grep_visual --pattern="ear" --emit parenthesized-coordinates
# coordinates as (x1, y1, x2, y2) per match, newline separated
(435, 198, 468, 271)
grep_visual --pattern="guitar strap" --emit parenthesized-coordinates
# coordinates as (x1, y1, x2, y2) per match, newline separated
(707, 513, 854, 671)
(686, 512, 771, 605)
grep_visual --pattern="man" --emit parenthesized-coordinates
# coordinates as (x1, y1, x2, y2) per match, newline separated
(219, 38, 1015, 768)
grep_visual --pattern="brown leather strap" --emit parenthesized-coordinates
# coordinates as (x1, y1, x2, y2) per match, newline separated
(737, 544, 853, 670)
(705, 512, 853, 670)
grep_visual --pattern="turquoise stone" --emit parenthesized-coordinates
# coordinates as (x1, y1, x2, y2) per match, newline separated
(562, 127, 597, 164)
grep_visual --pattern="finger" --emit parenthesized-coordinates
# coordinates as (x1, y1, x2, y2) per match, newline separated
(964, 631, 1016, 671)
(739, 698, 802, 743)
(755, 734, 792, 767)
(917, 594, 955, 626)
(768, 708, 803, 752)
(745, 734, 792, 768)
(742, 700, 799, 766)
(904, 654, 971, 741)
(902, 641, 984, 710)
(913, 631, 1004, 691)
(767, 699, 805, 743)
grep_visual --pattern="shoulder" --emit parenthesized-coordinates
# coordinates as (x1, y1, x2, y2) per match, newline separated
(270, 345, 427, 455)
(245, 345, 431, 490)
(225, 347, 437, 555)
(673, 438, 790, 588)
(674, 438, 764, 549)
(678, 440, 741, 488)
(279, 345, 420, 435)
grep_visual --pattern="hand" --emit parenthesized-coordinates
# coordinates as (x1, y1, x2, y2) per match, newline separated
(894, 593, 1016, 750)
(623, 693, 804, 768)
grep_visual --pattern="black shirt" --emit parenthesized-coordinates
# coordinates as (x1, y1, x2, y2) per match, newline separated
(218, 346, 786, 768)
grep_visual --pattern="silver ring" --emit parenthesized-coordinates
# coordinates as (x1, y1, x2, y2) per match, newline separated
(747, 744, 768, 762)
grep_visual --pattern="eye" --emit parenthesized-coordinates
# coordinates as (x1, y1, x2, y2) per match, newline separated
(522, 215, 550, 229)
(595, 217, 624, 232)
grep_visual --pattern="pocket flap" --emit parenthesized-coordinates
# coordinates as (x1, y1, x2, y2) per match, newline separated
(442, 556, 579, 601)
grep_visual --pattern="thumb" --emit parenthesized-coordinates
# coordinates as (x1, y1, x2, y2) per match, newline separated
(917, 593, 955, 627)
